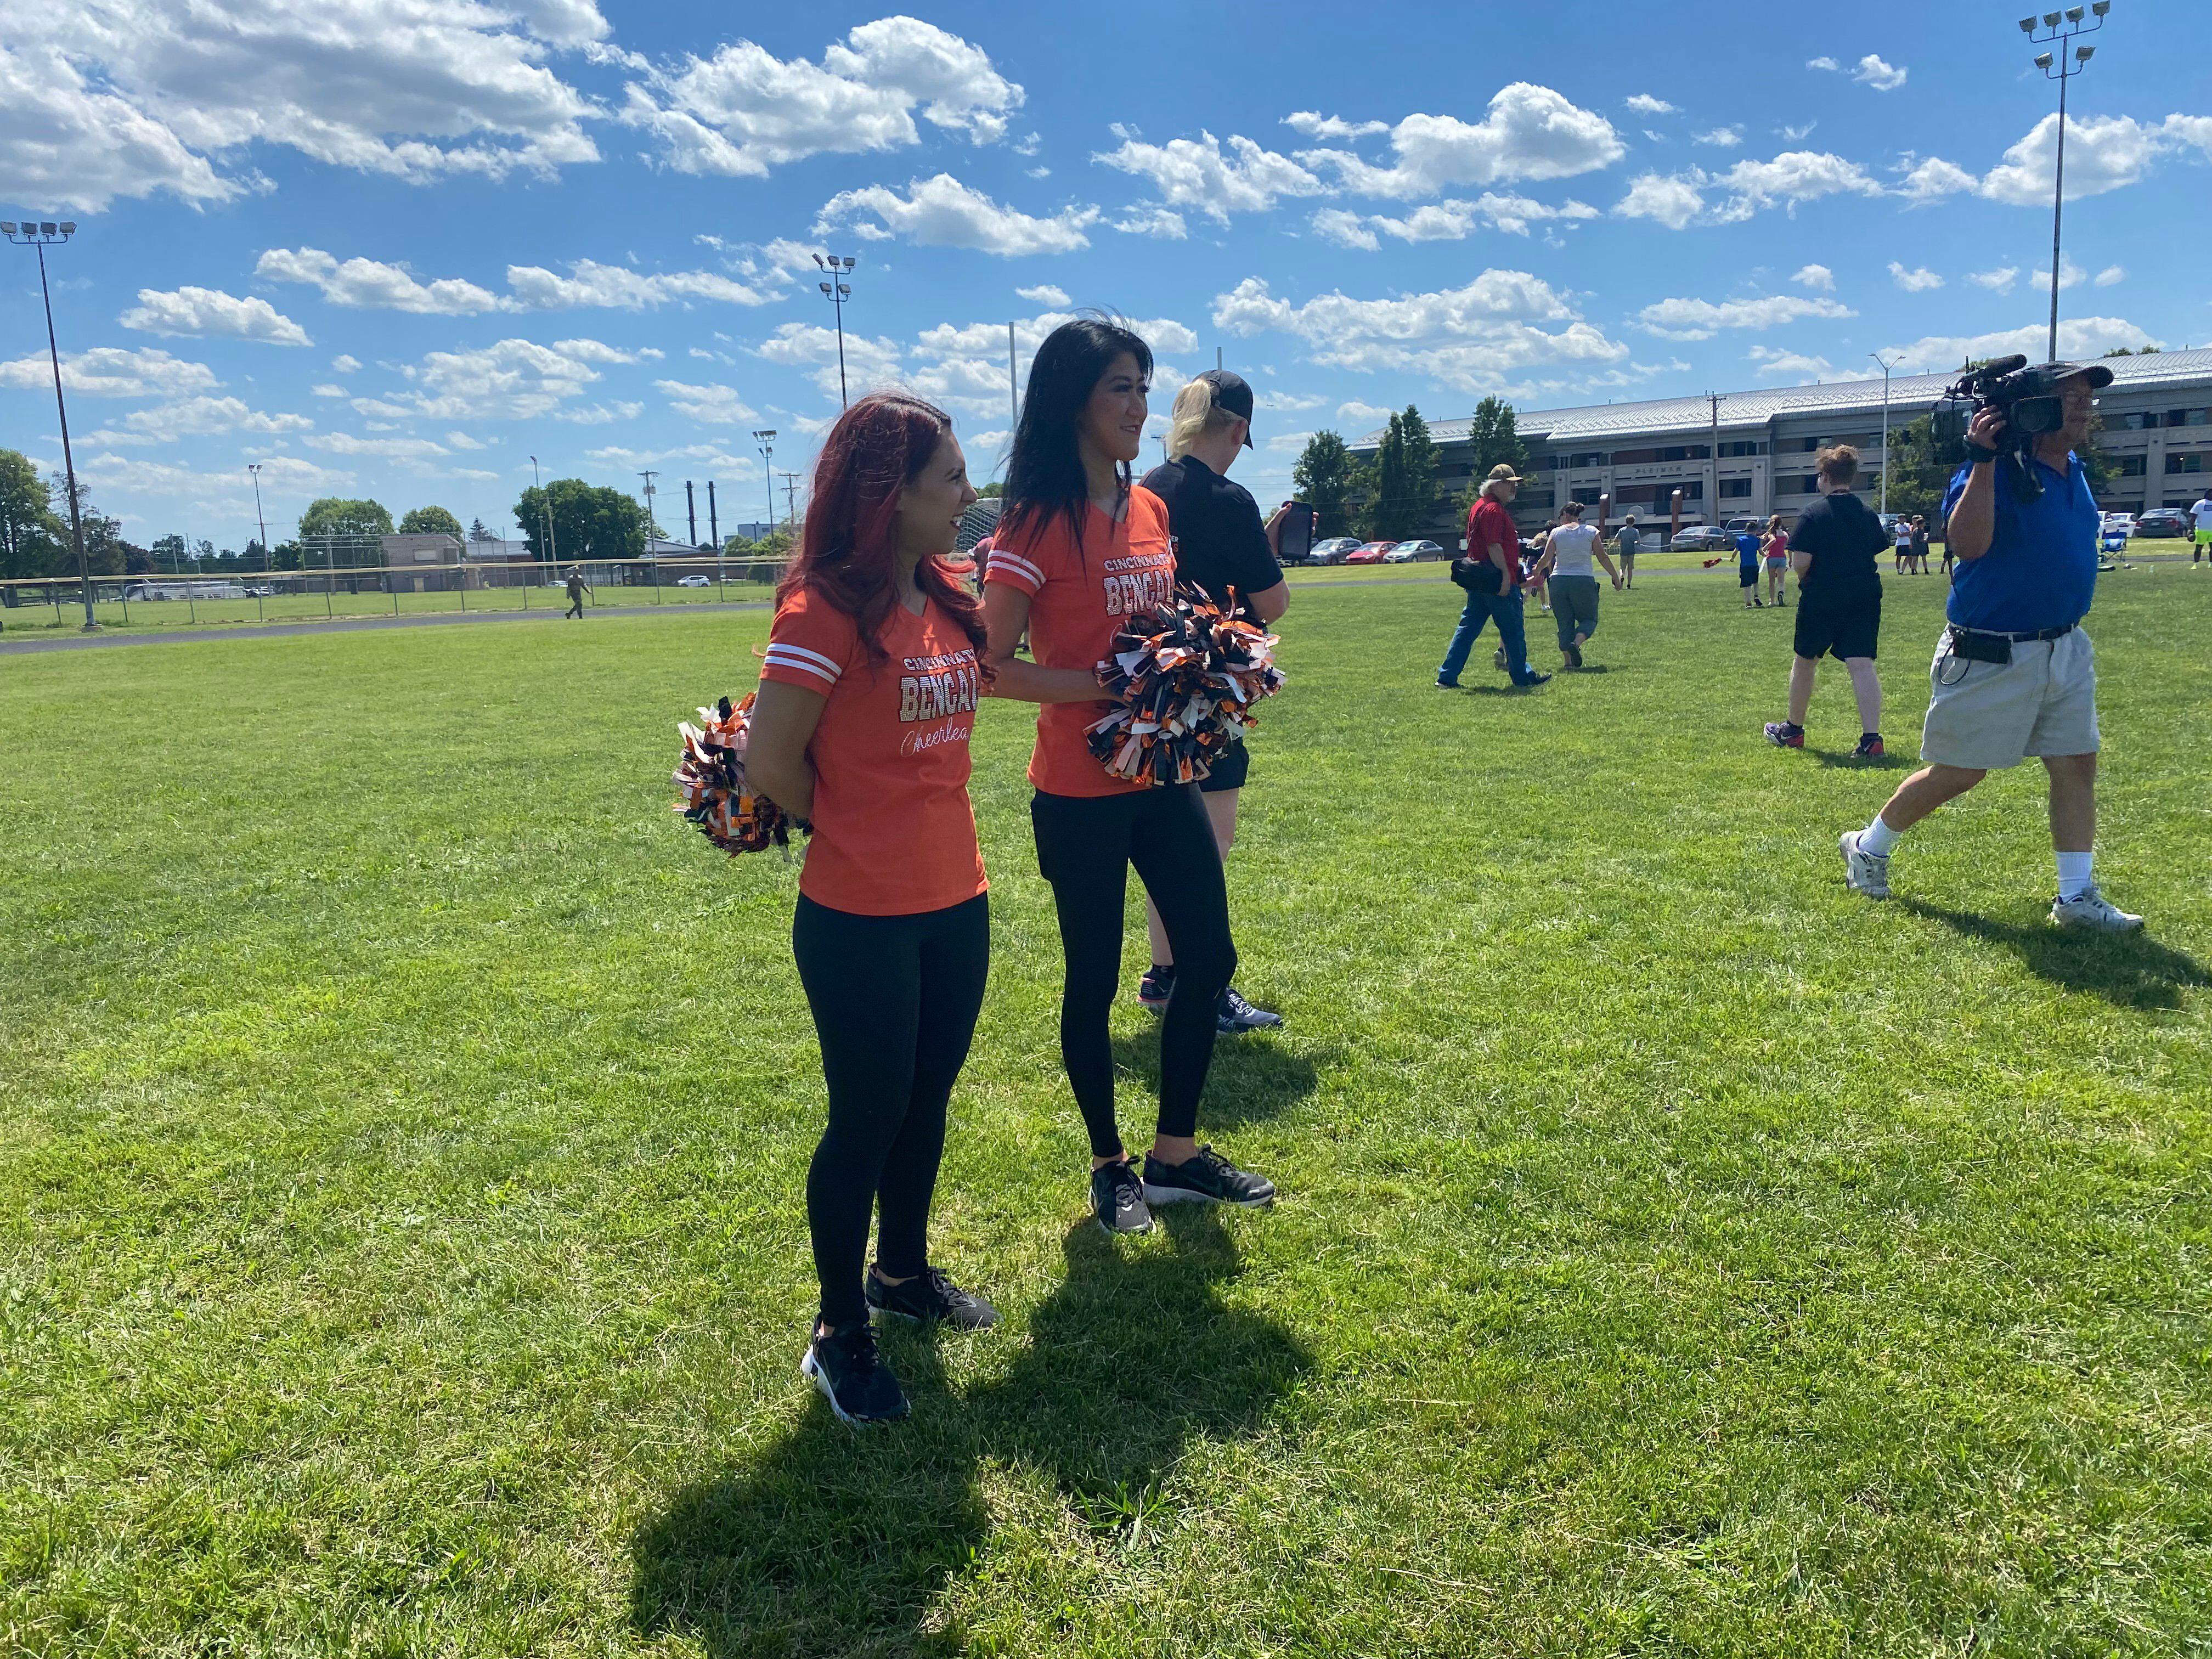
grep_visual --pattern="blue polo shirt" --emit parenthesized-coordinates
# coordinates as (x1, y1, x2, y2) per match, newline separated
(1940, 451, 2098, 633)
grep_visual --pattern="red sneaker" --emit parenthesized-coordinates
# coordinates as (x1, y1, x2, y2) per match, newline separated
(1763, 721, 1804, 748)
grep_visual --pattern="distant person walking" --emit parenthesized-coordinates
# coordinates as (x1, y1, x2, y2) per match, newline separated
(1763, 444, 1888, 758)
(1437, 464, 1550, 689)
(1530, 499, 1621, 670)
(2192, 492, 2212, 564)
(1909, 515, 1932, 575)
(1615, 514, 1641, 588)
(1762, 514, 1790, 606)
(563, 567, 589, 618)
(1736, 526, 1764, 608)
(1892, 515, 1912, 574)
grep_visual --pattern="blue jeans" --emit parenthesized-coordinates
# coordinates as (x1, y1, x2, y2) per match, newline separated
(1438, 589, 1538, 685)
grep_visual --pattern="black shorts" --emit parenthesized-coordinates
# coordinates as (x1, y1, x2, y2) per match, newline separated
(1794, 592, 1881, 661)
(1198, 738, 1249, 794)
(1738, 566, 1759, 588)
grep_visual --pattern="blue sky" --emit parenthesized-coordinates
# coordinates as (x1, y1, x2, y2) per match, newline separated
(3, 0, 2208, 546)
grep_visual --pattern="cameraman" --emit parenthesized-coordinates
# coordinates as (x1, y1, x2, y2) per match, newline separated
(1839, 362, 2141, 930)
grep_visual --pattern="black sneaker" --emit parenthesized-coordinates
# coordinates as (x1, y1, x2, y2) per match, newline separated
(802, 1320, 910, 1425)
(1140, 1145, 1276, 1209)
(867, 1266, 999, 1330)
(1513, 672, 1552, 689)
(1137, 963, 1175, 1012)
(1853, 732, 1885, 759)
(1091, 1158, 1154, 1235)
(1217, 986, 1284, 1034)
(1433, 676, 1460, 690)
(1562, 642, 1583, 669)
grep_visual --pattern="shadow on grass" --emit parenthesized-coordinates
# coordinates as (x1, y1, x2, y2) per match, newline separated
(1899, 898, 2210, 1009)
(1809, 747, 1910, 770)
(1109, 1027, 1328, 1129)
(630, 1209, 1308, 1656)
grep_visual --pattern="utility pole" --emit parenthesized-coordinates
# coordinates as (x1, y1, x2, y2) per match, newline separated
(781, 471, 800, 529)
(752, 430, 776, 533)
(638, 470, 659, 543)
(685, 479, 697, 546)
(247, 462, 269, 571)
(707, 479, 721, 583)
(2023, 4, 2109, 362)
(1706, 392, 1725, 524)
(1870, 352, 1900, 515)
(530, 454, 559, 577)
(4, 218, 96, 629)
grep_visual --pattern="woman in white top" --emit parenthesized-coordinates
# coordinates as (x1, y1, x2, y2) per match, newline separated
(1531, 499, 1622, 670)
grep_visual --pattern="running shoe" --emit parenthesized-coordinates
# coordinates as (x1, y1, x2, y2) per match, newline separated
(1217, 986, 1284, 1033)
(1137, 963, 1175, 1012)
(1563, 642, 1583, 669)
(1434, 677, 1461, 690)
(1753, 596, 1764, 607)
(1091, 1159, 1154, 1235)
(802, 1320, 910, 1425)
(1512, 672, 1553, 689)
(1853, 733, 1885, 759)
(2050, 885, 2143, 933)
(1839, 830, 1891, 900)
(1764, 721, 1805, 748)
(866, 1266, 1000, 1330)
(1141, 1145, 1277, 1208)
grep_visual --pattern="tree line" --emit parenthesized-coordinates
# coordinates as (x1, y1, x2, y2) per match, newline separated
(1290, 396, 1532, 544)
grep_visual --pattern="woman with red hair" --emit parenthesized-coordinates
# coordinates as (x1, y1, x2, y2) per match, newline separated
(745, 392, 994, 1426)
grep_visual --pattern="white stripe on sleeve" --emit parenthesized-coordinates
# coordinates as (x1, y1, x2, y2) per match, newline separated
(763, 643, 842, 686)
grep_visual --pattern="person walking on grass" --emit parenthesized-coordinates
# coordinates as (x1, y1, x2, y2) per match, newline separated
(1530, 499, 1621, 670)
(563, 567, 589, 618)
(1764, 444, 1887, 759)
(984, 317, 1276, 1239)
(1436, 463, 1551, 690)
(2192, 492, 2212, 565)
(1841, 363, 2141, 932)
(1893, 514, 1912, 574)
(1762, 514, 1790, 607)
(1138, 369, 1290, 1037)
(1615, 514, 1640, 588)
(1736, 523, 1764, 608)
(1909, 514, 1932, 576)
(745, 393, 997, 1427)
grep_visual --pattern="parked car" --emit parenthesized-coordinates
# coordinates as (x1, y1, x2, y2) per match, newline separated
(1671, 525, 1731, 551)
(2100, 512, 2137, 537)
(676, 574, 712, 587)
(2134, 507, 2189, 538)
(1306, 537, 1361, 566)
(1723, 516, 1767, 537)
(1385, 539, 1446, 563)
(1342, 541, 1395, 565)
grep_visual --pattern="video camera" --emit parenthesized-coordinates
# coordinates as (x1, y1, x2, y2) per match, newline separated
(1929, 355, 2076, 502)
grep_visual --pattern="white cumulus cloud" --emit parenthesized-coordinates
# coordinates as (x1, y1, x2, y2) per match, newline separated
(503, 259, 776, 309)
(1617, 150, 1883, 228)
(1966, 267, 2019, 293)
(1873, 317, 2164, 374)
(653, 380, 758, 423)
(119, 286, 311, 345)
(1852, 55, 1907, 91)
(1791, 264, 1835, 291)
(1693, 127, 1742, 148)
(352, 337, 651, 422)
(1095, 131, 1327, 221)
(1624, 94, 1675, 116)
(1298, 83, 1625, 199)
(0, 346, 219, 398)
(256, 247, 505, 315)
(1282, 112, 1391, 140)
(1015, 284, 1069, 307)
(1635, 294, 1857, 340)
(816, 173, 1099, 255)
(1748, 346, 1840, 381)
(1888, 262, 1944, 292)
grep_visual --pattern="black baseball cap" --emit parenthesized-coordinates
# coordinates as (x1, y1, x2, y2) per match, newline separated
(2042, 360, 2115, 390)
(1198, 368, 1255, 447)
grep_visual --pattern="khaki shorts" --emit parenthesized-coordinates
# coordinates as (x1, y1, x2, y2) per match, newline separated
(1921, 626, 2098, 771)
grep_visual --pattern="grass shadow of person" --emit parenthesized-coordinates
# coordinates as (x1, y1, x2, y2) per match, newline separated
(1898, 897, 2210, 1010)
(1808, 748, 1910, 770)
(1108, 1028, 1329, 1131)
(629, 1208, 1310, 1657)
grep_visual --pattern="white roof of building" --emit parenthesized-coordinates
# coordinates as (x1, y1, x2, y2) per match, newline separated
(1352, 346, 2212, 448)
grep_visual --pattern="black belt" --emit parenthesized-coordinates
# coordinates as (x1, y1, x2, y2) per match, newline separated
(1953, 623, 2074, 642)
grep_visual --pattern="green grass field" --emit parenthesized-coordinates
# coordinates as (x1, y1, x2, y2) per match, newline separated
(5, 566, 2211, 1656)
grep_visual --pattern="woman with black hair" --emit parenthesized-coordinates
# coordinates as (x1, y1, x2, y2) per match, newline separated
(982, 318, 1276, 1237)
(746, 391, 996, 1426)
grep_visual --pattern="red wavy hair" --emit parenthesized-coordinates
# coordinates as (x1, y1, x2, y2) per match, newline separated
(778, 391, 990, 678)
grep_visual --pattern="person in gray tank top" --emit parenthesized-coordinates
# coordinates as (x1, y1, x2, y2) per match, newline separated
(1531, 499, 1622, 670)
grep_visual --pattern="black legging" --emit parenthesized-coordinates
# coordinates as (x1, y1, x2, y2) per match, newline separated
(793, 891, 990, 1328)
(1030, 785, 1235, 1160)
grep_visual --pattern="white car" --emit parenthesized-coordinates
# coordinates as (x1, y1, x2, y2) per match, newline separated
(1384, 539, 1445, 563)
(1307, 537, 1361, 566)
(2100, 512, 2135, 536)
(676, 574, 712, 587)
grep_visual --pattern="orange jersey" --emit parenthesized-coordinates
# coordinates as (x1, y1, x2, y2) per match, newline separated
(759, 585, 988, 916)
(984, 487, 1175, 797)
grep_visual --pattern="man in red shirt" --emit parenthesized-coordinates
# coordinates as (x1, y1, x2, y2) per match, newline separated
(1437, 464, 1550, 689)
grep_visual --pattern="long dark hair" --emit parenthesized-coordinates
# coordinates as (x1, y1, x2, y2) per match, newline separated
(780, 391, 990, 676)
(1001, 314, 1153, 558)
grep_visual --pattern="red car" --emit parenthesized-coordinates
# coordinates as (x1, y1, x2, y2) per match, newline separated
(1341, 541, 1395, 565)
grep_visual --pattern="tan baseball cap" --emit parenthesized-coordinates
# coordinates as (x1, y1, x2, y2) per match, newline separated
(1484, 463, 1528, 483)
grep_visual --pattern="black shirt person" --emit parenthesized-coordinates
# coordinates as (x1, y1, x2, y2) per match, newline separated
(1138, 369, 1291, 1035)
(1763, 445, 1888, 756)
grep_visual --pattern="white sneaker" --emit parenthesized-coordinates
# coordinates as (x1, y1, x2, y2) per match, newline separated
(1839, 831, 1891, 900)
(2050, 884, 2143, 933)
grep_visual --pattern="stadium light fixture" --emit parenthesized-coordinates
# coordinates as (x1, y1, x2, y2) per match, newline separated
(811, 252, 857, 409)
(2075, 43, 2094, 59)
(2023, 1, 2110, 362)
(4, 216, 97, 629)
(2018, 14, 2036, 27)
(2064, 4, 2084, 19)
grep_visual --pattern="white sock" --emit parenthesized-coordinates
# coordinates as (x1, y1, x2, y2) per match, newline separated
(1859, 815, 1901, 857)
(2056, 851, 2094, 902)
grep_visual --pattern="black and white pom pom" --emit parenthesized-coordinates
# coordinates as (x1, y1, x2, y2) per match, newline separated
(1086, 586, 1285, 787)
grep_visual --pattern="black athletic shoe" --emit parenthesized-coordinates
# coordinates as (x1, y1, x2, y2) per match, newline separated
(1217, 986, 1284, 1034)
(1854, 732, 1885, 759)
(1433, 676, 1461, 690)
(1137, 963, 1175, 1011)
(1562, 642, 1583, 669)
(802, 1320, 910, 1425)
(1091, 1159, 1154, 1235)
(1141, 1145, 1276, 1209)
(1764, 721, 1805, 748)
(1513, 672, 1552, 689)
(867, 1266, 999, 1330)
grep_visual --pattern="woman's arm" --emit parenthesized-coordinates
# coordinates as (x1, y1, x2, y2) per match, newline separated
(1595, 546, 1620, 586)
(982, 583, 1107, 703)
(744, 679, 827, 822)
(1531, 529, 1558, 581)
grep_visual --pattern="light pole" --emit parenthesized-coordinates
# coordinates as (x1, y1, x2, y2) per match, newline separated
(529, 453, 558, 579)
(752, 430, 777, 533)
(1869, 352, 1900, 515)
(2021, 4, 2109, 362)
(4, 217, 96, 629)
(247, 462, 269, 570)
(1705, 392, 1726, 525)
(812, 253, 856, 407)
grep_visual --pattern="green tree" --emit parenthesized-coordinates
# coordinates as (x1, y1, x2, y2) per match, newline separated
(1456, 396, 1531, 516)
(1356, 406, 1438, 541)
(1878, 414, 1953, 523)
(299, 498, 394, 541)
(1291, 431, 1352, 537)
(149, 533, 185, 572)
(973, 481, 1005, 499)
(399, 504, 463, 536)
(515, 480, 647, 564)
(469, 516, 494, 541)
(271, 540, 304, 571)
(0, 448, 62, 579)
